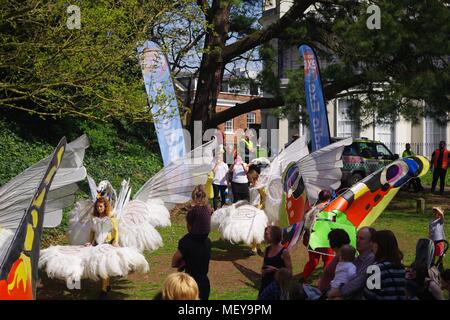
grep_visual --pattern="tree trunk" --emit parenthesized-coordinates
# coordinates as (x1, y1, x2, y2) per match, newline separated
(190, 1, 231, 135)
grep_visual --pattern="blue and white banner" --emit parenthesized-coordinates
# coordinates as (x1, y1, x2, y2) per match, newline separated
(299, 44, 331, 151)
(137, 40, 186, 166)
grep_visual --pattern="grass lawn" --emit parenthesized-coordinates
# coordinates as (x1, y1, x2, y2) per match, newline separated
(37, 191, 450, 300)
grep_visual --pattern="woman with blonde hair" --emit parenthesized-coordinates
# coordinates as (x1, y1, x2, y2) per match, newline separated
(161, 272, 200, 300)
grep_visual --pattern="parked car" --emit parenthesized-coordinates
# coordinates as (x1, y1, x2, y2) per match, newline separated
(332, 137, 399, 187)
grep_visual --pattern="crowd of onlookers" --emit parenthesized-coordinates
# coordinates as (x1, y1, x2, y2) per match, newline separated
(151, 183, 449, 300)
(151, 136, 450, 300)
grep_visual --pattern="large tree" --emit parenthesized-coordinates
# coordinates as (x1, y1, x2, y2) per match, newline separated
(154, 0, 450, 131)
(2, 1, 449, 130)
(0, 0, 196, 121)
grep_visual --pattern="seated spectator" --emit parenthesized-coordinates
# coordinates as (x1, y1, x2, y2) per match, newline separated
(363, 230, 407, 300)
(327, 244, 356, 299)
(161, 272, 200, 300)
(317, 229, 351, 294)
(258, 268, 292, 300)
(258, 226, 293, 297)
(328, 227, 376, 299)
(410, 263, 444, 300)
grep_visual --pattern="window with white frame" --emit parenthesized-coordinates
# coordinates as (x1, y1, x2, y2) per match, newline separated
(336, 99, 359, 138)
(225, 119, 233, 133)
(375, 124, 395, 151)
(247, 112, 256, 127)
(424, 116, 447, 159)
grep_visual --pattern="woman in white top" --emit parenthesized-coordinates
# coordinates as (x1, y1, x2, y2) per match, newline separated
(212, 150, 230, 210)
(230, 155, 250, 203)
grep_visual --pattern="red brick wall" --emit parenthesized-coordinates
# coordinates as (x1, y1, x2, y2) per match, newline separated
(215, 93, 261, 141)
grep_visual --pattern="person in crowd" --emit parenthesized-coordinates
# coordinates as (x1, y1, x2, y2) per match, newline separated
(240, 128, 256, 164)
(301, 190, 334, 282)
(317, 229, 351, 294)
(431, 140, 450, 194)
(258, 268, 292, 300)
(172, 185, 212, 300)
(160, 272, 200, 300)
(327, 227, 376, 299)
(401, 143, 424, 192)
(429, 207, 446, 263)
(230, 155, 250, 202)
(327, 244, 357, 299)
(259, 226, 292, 297)
(363, 230, 406, 300)
(211, 148, 229, 210)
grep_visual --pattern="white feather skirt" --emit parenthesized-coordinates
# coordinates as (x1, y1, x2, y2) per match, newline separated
(39, 244, 149, 282)
(145, 199, 171, 227)
(217, 202, 268, 245)
(211, 206, 232, 230)
(119, 221, 163, 252)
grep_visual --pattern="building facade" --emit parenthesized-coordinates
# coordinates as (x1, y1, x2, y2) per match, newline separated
(260, 0, 449, 159)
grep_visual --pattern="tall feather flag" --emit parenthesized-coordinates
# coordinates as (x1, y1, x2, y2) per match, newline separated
(299, 44, 331, 152)
(137, 40, 186, 167)
(0, 138, 66, 299)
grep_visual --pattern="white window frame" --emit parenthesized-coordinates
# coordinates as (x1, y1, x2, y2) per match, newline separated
(225, 119, 233, 133)
(247, 112, 256, 127)
(336, 98, 359, 138)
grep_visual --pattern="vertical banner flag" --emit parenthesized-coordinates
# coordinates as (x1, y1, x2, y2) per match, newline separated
(299, 44, 331, 151)
(137, 41, 186, 167)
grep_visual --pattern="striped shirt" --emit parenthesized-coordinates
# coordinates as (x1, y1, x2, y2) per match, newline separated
(364, 261, 406, 300)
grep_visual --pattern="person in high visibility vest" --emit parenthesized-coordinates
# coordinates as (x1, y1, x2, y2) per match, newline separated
(431, 140, 450, 194)
(402, 143, 424, 192)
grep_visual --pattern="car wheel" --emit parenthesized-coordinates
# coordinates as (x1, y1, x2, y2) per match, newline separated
(349, 173, 364, 186)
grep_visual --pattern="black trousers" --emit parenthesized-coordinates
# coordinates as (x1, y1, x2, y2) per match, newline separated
(231, 182, 250, 203)
(212, 184, 227, 210)
(431, 168, 447, 194)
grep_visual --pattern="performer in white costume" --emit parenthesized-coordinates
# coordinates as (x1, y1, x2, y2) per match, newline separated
(39, 195, 150, 299)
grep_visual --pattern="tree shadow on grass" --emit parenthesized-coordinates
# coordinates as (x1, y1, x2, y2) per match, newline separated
(210, 239, 253, 261)
(37, 271, 133, 300)
(232, 261, 261, 291)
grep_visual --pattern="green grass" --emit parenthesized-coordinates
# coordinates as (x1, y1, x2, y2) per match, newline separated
(103, 197, 450, 300)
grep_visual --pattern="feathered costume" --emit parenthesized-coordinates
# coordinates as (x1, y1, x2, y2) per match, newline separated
(211, 137, 351, 247)
(39, 139, 217, 286)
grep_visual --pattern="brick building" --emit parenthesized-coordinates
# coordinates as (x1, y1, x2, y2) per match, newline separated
(176, 74, 262, 143)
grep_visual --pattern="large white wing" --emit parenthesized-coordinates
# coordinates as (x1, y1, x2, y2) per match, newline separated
(268, 135, 310, 177)
(114, 179, 132, 218)
(298, 137, 352, 204)
(0, 135, 88, 233)
(258, 136, 309, 222)
(86, 175, 98, 202)
(134, 139, 217, 207)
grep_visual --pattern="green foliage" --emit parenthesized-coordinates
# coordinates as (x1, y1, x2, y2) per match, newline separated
(0, 0, 198, 122)
(0, 114, 163, 246)
(260, 0, 450, 126)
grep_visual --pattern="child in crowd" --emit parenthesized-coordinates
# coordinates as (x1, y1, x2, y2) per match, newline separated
(327, 244, 356, 299)
(429, 207, 446, 260)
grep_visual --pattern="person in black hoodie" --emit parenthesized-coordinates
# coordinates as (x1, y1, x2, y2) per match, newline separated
(171, 185, 212, 300)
